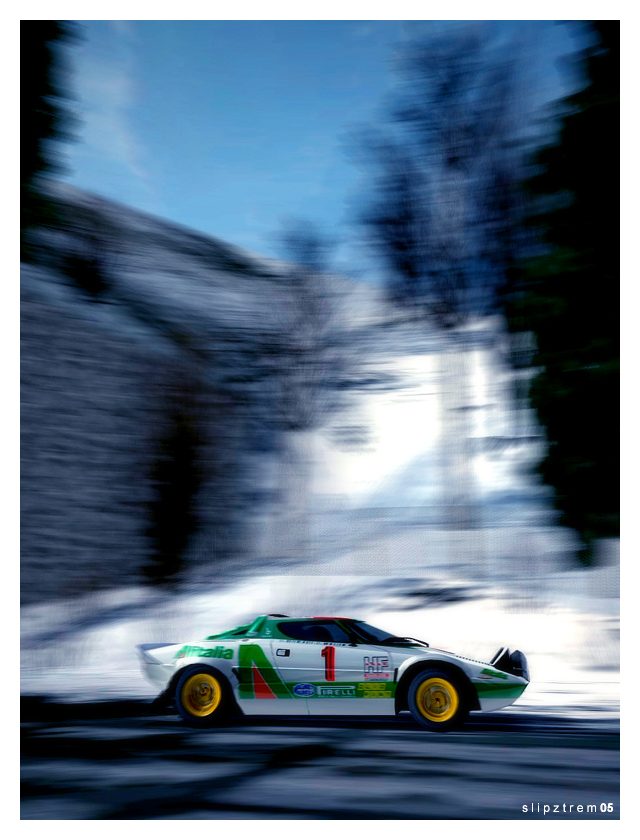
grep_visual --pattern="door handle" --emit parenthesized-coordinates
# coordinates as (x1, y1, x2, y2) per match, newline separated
(276, 648, 290, 657)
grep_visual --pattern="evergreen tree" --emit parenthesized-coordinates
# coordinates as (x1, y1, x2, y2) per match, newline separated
(21, 21, 76, 247)
(503, 22, 620, 562)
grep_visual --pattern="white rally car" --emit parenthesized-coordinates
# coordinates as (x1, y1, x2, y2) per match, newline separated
(138, 614, 529, 731)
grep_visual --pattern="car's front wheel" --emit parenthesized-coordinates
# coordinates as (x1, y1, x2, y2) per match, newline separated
(407, 670, 467, 731)
(174, 666, 230, 726)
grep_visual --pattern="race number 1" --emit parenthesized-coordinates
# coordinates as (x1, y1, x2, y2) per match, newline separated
(321, 645, 336, 681)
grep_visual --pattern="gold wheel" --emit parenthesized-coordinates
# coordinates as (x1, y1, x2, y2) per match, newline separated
(180, 672, 222, 718)
(415, 676, 459, 723)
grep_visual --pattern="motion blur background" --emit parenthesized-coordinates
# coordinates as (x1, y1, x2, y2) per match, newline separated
(20, 18, 619, 817)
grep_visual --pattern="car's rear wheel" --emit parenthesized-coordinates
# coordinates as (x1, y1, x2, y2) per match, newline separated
(175, 666, 230, 726)
(407, 670, 467, 731)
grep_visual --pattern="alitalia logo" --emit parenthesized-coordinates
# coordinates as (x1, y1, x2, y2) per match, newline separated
(180, 645, 233, 660)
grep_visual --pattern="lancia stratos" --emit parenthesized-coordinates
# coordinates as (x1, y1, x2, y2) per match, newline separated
(137, 614, 529, 731)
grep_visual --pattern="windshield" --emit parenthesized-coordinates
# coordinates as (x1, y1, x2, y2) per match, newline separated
(341, 620, 428, 647)
(343, 620, 398, 644)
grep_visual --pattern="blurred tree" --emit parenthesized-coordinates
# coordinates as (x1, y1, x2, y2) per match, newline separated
(144, 397, 203, 585)
(21, 20, 76, 253)
(269, 219, 341, 560)
(364, 28, 523, 323)
(361, 27, 524, 530)
(502, 22, 620, 563)
(277, 220, 339, 430)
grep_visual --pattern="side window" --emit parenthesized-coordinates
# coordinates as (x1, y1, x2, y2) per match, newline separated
(324, 623, 351, 643)
(278, 621, 351, 643)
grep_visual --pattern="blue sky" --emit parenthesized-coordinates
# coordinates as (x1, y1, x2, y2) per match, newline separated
(63, 20, 577, 268)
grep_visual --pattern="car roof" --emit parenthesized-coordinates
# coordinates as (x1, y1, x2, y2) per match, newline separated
(269, 615, 358, 621)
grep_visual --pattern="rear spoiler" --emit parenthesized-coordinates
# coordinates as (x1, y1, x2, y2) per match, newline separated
(490, 646, 530, 682)
(137, 643, 178, 664)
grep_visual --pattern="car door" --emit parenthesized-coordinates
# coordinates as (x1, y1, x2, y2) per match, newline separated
(271, 619, 342, 697)
(268, 638, 325, 700)
(270, 619, 396, 715)
(308, 641, 396, 715)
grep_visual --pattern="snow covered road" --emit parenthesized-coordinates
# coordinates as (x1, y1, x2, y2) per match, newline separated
(21, 697, 619, 820)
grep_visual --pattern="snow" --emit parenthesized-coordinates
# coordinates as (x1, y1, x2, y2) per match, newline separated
(21, 550, 619, 717)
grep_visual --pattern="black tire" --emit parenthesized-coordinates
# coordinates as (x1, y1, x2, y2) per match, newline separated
(174, 665, 232, 727)
(406, 669, 468, 731)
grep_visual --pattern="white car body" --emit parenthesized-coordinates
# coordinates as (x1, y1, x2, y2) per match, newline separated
(138, 614, 529, 719)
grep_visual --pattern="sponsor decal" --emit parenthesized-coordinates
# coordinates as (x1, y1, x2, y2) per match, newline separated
(357, 682, 393, 698)
(293, 683, 316, 697)
(363, 655, 390, 681)
(317, 685, 356, 698)
(182, 645, 233, 660)
(284, 682, 398, 699)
